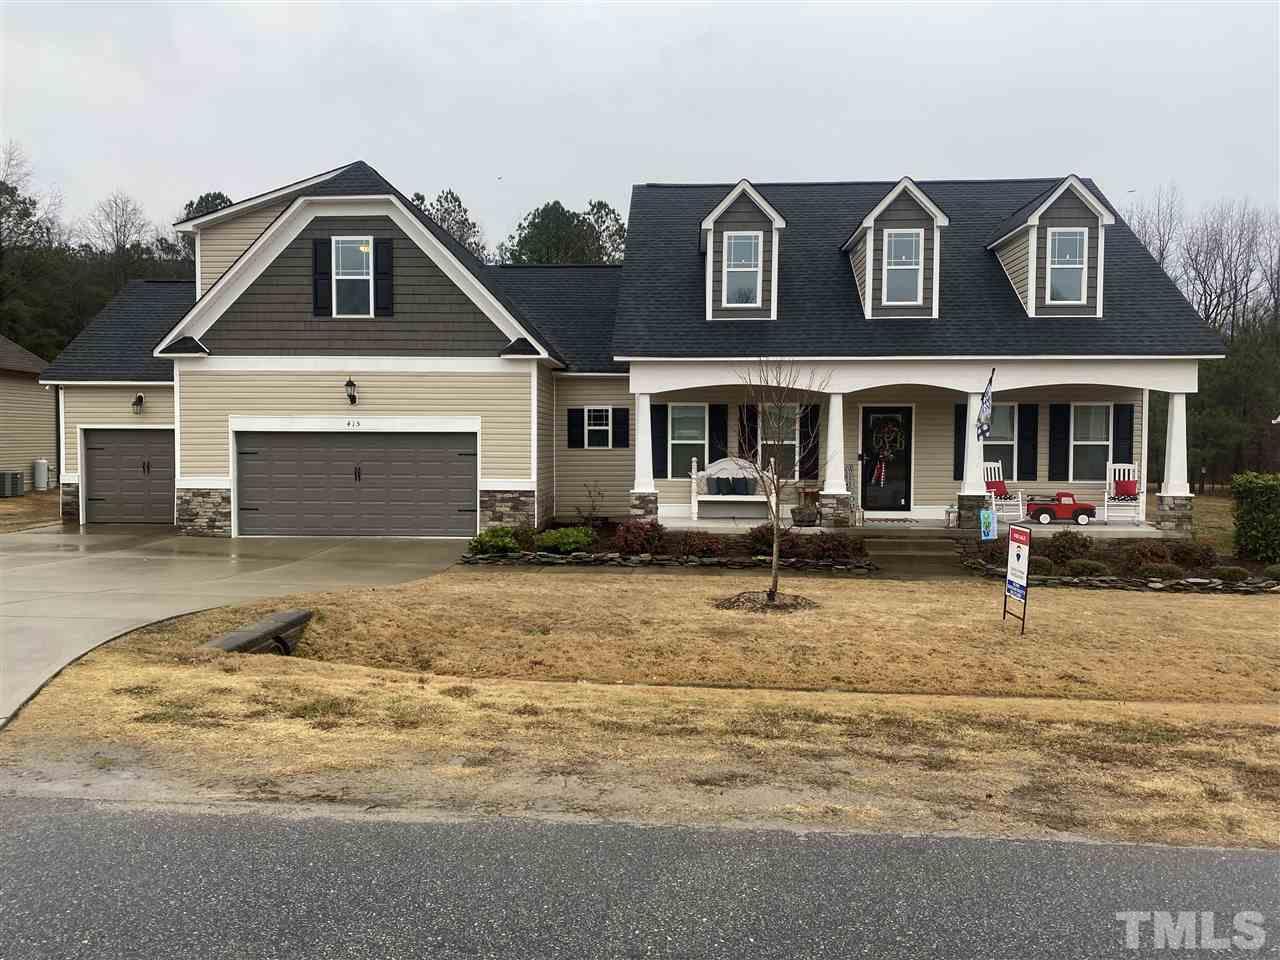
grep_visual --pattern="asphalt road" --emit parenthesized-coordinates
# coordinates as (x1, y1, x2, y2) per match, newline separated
(2, 799, 1275, 959)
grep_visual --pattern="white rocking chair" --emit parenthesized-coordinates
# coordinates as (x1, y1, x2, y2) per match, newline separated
(1103, 462, 1141, 525)
(983, 461, 1025, 521)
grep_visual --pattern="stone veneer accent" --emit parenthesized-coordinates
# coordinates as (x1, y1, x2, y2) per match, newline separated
(957, 493, 989, 529)
(1152, 494, 1194, 534)
(480, 489, 535, 530)
(629, 491, 658, 519)
(818, 493, 853, 528)
(60, 482, 79, 523)
(177, 488, 232, 537)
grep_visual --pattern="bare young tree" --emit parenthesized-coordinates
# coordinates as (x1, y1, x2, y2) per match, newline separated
(1124, 182, 1182, 271)
(735, 359, 830, 603)
(82, 190, 151, 254)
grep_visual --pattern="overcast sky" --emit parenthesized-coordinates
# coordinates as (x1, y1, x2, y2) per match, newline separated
(3, 1, 1277, 245)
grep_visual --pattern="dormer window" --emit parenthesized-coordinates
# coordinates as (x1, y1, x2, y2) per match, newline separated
(882, 229, 923, 305)
(1047, 228, 1087, 304)
(332, 236, 374, 318)
(722, 231, 762, 307)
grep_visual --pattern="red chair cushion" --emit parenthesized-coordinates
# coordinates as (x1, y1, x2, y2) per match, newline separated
(985, 479, 1010, 498)
(1115, 479, 1138, 497)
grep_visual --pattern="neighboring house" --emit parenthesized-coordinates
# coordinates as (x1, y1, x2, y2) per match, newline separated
(0, 333, 56, 491)
(41, 162, 1221, 537)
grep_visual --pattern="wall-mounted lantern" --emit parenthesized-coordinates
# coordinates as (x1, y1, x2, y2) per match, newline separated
(131, 393, 145, 415)
(344, 378, 358, 406)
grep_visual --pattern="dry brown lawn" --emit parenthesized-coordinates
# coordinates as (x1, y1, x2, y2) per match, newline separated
(3, 568, 1277, 847)
(0, 489, 59, 533)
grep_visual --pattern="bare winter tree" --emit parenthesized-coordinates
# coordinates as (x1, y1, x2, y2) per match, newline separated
(734, 359, 830, 604)
(82, 190, 151, 255)
(0, 140, 64, 249)
(1124, 182, 1182, 271)
(1179, 199, 1264, 340)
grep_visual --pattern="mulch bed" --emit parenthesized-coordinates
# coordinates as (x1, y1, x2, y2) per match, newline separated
(712, 591, 820, 613)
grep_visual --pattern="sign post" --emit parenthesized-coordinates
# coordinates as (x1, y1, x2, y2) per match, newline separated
(1003, 524, 1031, 634)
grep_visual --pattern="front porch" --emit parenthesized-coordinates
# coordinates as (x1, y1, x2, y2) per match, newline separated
(658, 513, 1177, 539)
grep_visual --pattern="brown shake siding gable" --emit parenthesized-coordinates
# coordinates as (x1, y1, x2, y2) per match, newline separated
(868, 192, 935, 318)
(1036, 190, 1100, 316)
(710, 194, 774, 320)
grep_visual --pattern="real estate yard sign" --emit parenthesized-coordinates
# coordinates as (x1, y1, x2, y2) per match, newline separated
(1003, 524, 1031, 634)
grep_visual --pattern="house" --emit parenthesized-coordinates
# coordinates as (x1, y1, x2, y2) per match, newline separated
(40, 162, 1221, 537)
(0, 333, 57, 491)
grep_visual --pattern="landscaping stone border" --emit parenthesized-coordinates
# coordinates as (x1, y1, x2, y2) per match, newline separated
(463, 551, 879, 574)
(964, 558, 1279, 595)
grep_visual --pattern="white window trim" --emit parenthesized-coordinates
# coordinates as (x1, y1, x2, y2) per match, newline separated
(880, 228, 924, 306)
(1046, 227, 1089, 306)
(756, 403, 801, 481)
(1069, 402, 1112, 483)
(585, 406, 613, 449)
(982, 402, 1018, 478)
(668, 402, 709, 477)
(331, 235, 375, 319)
(721, 231, 763, 309)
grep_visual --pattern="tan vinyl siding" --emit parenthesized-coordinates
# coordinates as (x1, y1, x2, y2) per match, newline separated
(1036, 190, 1100, 316)
(178, 370, 529, 477)
(536, 364, 554, 525)
(994, 230, 1031, 311)
(710, 195, 774, 320)
(868, 193, 935, 318)
(0, 372, 57, 487)
(62, 385, 175, 474)
(554, 376, 634, 519)
(198, 202, 287, 296)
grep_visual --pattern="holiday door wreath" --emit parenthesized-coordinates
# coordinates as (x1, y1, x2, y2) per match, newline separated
(870, 418, 906, 487)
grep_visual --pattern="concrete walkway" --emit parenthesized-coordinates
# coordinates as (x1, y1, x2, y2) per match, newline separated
(0, 524, 464, 725)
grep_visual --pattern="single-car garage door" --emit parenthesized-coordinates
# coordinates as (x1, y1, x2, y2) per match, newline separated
(235, 432, 478, 537)
(83, 429, 175, 524)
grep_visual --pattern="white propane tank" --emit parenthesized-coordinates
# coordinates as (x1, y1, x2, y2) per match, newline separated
(33, 458, 49, 491)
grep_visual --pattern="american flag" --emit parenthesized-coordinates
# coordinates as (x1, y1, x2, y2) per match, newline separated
(976, 368, 995, 440)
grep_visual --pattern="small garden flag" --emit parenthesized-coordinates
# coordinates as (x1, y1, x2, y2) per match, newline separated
(976, 368, 995, 440)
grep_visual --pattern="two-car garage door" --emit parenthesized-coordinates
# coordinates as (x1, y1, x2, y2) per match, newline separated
(235, 432, 478, 537)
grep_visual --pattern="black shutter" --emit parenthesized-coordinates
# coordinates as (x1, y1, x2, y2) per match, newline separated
(708, 405, 728, 463)
(567, 408, 584, 449)
(611, 407, 629, 449)
(651, 404, 668, 479)
(373, 238, 394, 316)
(738, 405, 758, 459)
(953, 403, 966, 481)
(1016, 403, 1039, 481)
(1048, 403, 1071, 481)
(799, 404, 821, 481)
(1113, 404, 1134, 464)
(312, 239, 331, 316)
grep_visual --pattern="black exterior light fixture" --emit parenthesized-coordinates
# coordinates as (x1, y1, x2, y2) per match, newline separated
(131, 392, 144, 415)
(344, 378, 358, 406)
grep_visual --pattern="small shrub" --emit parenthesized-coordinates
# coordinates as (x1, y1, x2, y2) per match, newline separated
(1212, 565, 1251, 583)
(534, 526, 596, 554)
(666, 530, 726, 558)
(1168, 540, 1218, 571)
(512, 524, 538, 552)
(469, 526, 520, 555)
(1231, 472, 1280, 562)
(1118, 541, 1169, 573)
(1062, 558, 1111, 577)
(439, 684, 476, 699)
(1044, 530, 1093, 566)
(1136, 562, 1186, 580)
(1028, 556, 1055, 576)
(611, 518, 666, 554)
(745, 522, 804, 558)
(1262, 563, 1280, 580)
(978, 536, 1007, 566)
(803, 532, 866, 561)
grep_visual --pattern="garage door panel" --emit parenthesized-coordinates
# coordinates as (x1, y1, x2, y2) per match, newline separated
(83, 430, 175, 524)
(236, 432, 477, 537)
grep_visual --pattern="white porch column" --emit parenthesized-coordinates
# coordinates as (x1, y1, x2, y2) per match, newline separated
(1161, 392, 1192, 497)
(960, 392, 986, 495)
(632, 392, 655, 493)
(821, 392, 847, 494)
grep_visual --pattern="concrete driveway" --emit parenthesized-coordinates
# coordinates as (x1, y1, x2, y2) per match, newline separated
(0, 524, 465, 726)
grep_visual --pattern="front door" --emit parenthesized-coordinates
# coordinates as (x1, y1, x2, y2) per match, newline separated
(860, 407, 912, 511)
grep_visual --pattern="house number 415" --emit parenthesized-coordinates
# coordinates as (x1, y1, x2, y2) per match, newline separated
(346, 419, 362, 429)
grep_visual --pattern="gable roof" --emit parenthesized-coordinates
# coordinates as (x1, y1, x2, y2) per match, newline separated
(0, 333, 48, 376)
(841, 177, 949, 251)
(986, 174, 1117, 248)
(490, 266, 623, 372)
(613, 177, 1222, 360)
(41, 281, 192, 383)
(172, 162, 353, 230)
(699, 180, 787, 230)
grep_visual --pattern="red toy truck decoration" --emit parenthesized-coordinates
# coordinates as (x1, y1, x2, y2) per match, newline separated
(1026, 491, 1097, 526)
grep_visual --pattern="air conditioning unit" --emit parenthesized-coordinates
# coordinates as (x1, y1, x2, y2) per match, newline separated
(0, 471, 25, 497)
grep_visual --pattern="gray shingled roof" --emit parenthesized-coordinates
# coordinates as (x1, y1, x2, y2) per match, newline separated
(490, 266, 623, 372)
(0, 333, 48, 375)
(42, 281, 192, 382)
(612, 177, 1222, 360)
